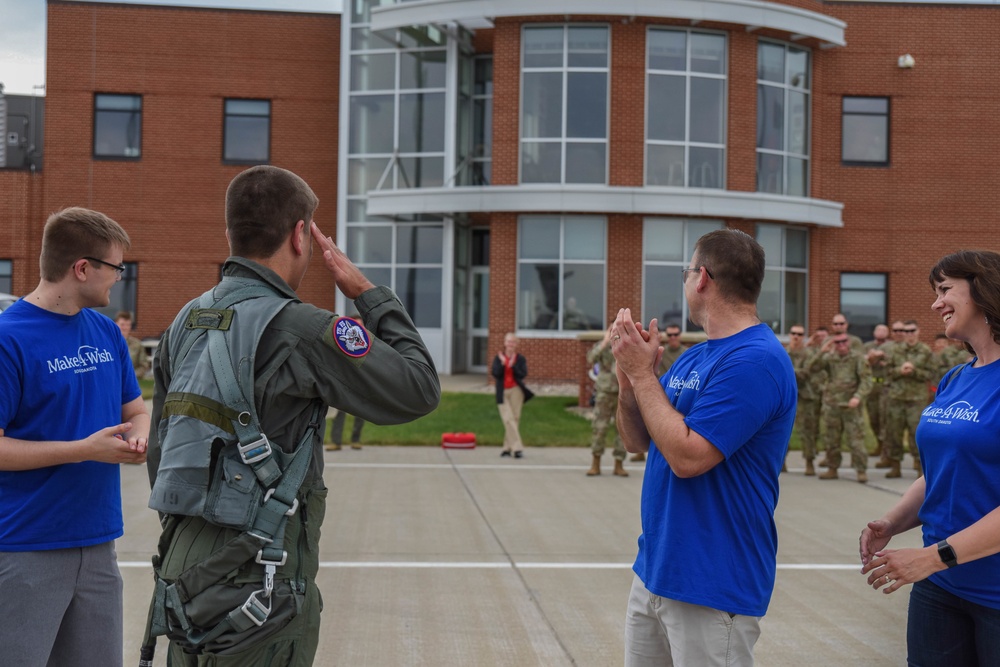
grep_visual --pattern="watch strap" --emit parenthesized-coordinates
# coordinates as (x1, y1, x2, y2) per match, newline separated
(937, 539, 958, 568)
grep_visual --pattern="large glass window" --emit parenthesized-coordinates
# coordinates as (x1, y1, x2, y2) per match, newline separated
(521, 25, 609, 184)
(223, 99, 270, 163)
(646, 29, 727, 188)
(756, 224, 808, 335)
(756, 43, 809, 196)
(94, 94, 141, 159)
(517, 216, 605, 332)
(0, 259, 12, 294)
(840, 273, 887, 341)
(842, 96, 889, 165)
(642, 218, 724, 332)
(458, 56, 493, 186)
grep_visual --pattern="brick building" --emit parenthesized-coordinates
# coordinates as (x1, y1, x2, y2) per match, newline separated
(2, 0, 998, 382)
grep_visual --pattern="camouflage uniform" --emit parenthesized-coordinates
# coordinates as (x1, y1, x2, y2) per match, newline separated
(658, 343, 686, 377)
(885, 340, 933, 465)
(788, 345, 824, 462)
(864, 339, 892, 457)
(587, 340, 626, 461)
(811, 349, 872, 472)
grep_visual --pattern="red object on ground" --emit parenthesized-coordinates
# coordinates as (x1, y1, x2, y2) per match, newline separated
(441, 432, 476, 449)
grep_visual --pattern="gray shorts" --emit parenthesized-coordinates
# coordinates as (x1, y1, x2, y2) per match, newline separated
(0, 541, 123, 667)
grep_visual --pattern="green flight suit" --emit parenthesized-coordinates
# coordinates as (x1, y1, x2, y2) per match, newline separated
(149, 258, 440, 666)
(864, 339, 892, 455)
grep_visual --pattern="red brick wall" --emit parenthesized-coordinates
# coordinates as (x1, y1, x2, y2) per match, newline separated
(41, 1, 340, 337)
(0, 171, 44, 295)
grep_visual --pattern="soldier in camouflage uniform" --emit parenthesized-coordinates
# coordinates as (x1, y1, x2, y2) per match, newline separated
(810, 333, 873, 482)
(586, 325, 628, 477)
(864, 324, 893, 467)
(786, 325, 823, 475)
(884, 320, 933, 477)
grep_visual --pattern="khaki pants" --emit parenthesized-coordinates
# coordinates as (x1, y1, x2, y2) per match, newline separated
(497, 385, 525, 453)
(624, 574, 760, 667)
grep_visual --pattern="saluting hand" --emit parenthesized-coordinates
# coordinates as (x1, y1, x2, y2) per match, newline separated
(311, 222, 375, 300)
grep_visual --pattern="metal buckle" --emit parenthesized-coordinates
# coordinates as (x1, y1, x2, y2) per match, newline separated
(238, 435, 272, 465)
(263, 488, 299, 516)
(240, 590, 271, 627)
(255, 549, 288, 568)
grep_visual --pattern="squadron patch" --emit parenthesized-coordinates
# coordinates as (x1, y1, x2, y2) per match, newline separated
(332, 317, 371, 358)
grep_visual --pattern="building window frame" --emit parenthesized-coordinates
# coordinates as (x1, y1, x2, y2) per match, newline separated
(223, 98, 271, 164)
(840, 272, 888, 341)
(645, 27, 728, 189)
(756, 41, 810, 196)
(641, 218, 724, 333)
(517, 215, 606, 334)
(93, 93, 142, 160)
(520, 23, 610, 185)
(842, 96, 890, 166)
(756, 223, 809, 336)
(0, 259, 12, 294)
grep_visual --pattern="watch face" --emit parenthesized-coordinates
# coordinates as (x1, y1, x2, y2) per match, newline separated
(938, 540, 958, 567)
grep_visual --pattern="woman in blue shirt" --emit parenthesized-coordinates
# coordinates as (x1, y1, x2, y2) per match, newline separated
(860, 250, 1000, 666)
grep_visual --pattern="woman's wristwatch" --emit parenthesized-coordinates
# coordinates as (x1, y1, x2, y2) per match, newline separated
(936, 539, 958, 568)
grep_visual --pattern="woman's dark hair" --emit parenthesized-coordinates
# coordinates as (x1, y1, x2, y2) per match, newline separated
(929, 250, 1000, 349)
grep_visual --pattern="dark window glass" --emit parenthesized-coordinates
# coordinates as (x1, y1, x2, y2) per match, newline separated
(224, 99, 270, 163)
(840, 272, 887, 340)
(94, 94, 141, 159)
(842, 96, 889, 165)
(91, 262, 138, 319)
(0, 259, 12, 294)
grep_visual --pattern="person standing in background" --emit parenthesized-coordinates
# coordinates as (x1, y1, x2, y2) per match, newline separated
(115, 310, 150, 379)
(492, 333, 534, 458)
(884, 320, 932, 477)
(786, 324, 822, 475)
(865, 324, 893, 468)
(586, 324, 628, 477)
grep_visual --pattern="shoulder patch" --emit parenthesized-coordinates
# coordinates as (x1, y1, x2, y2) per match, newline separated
(332, 317, 371, 358)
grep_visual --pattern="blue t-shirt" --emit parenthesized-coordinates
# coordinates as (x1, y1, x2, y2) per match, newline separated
(634, 323, 797, 617)
(0, 299, 141, 551)
(917, 359, 1000, 609)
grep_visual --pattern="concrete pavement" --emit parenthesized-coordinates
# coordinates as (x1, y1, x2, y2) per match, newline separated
(119, 444, 924, 666)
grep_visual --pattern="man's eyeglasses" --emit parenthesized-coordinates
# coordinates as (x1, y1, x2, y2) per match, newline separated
(666, 333, 681, 338)
(892, 328, 905, 333)
(83, 256, 126, 278)
(833, 339, 850, 345)
(903, 328, 918, 333)
(789, 331, 804, 336)
(832, 321, 847, 326)
(681, 266, 714, 280)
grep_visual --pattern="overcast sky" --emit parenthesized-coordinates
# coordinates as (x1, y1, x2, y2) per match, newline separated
(0, 0, 342, 96)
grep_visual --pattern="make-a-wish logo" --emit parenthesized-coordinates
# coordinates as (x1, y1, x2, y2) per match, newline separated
(922, 400, 980, 424)
(668, 371, 702, 393)
(46, 345, 115, 374)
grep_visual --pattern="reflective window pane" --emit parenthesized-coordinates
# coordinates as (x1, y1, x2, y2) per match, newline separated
(518, 263, 560, 329)
(564, 217, 604, 260)
(395, 267, 442, 327)
(758, 269, 782, 333)
(400, 49, 447, 89)
(646, 144, 685, 187)
(521, 142, 562, 183)
(94, 94, 142, 158)
(841, 273, 885, 290)
(223, 99, 269, 163)
(644, 264, 684, 326)
(562, 263, 604, 330)
(397, 156, 444, 189)
(396, 225, 444, 264)
(349, 95, 394, 154)
(519, 216, 560, 259)
(786, 228, 808, 268)
(567, 26, 608, 68)
(647, 74, 686, 142)
(787, 48, 809, 89)
(347, 157, 391, 196)
(688, 147, 722, 188)
(757, 153, 783, 194)
(566, 72, 607, 138)
(758, 43, 784, 82)
(522, 72, 563, 139)
(350, 52, 396, 91)
(398, 25, 447, 48)
(787, 157, 807, 197)
(648, 30, 686, 71)
(756, 224, 782, 262)
(398, 92, 445, 152)
(643, 219, 684, 262)
(690, 33, 726, 75)
(784, 271, 807, 331)
(564, 143, 606, 184)
(523, 27, 564, 68)
(686, 220, 725, 258)
(690, 78, 723, 144)
(788, 91, 808, 155)
(346, 225, 393, 263)
(757, 85, 784, 151)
